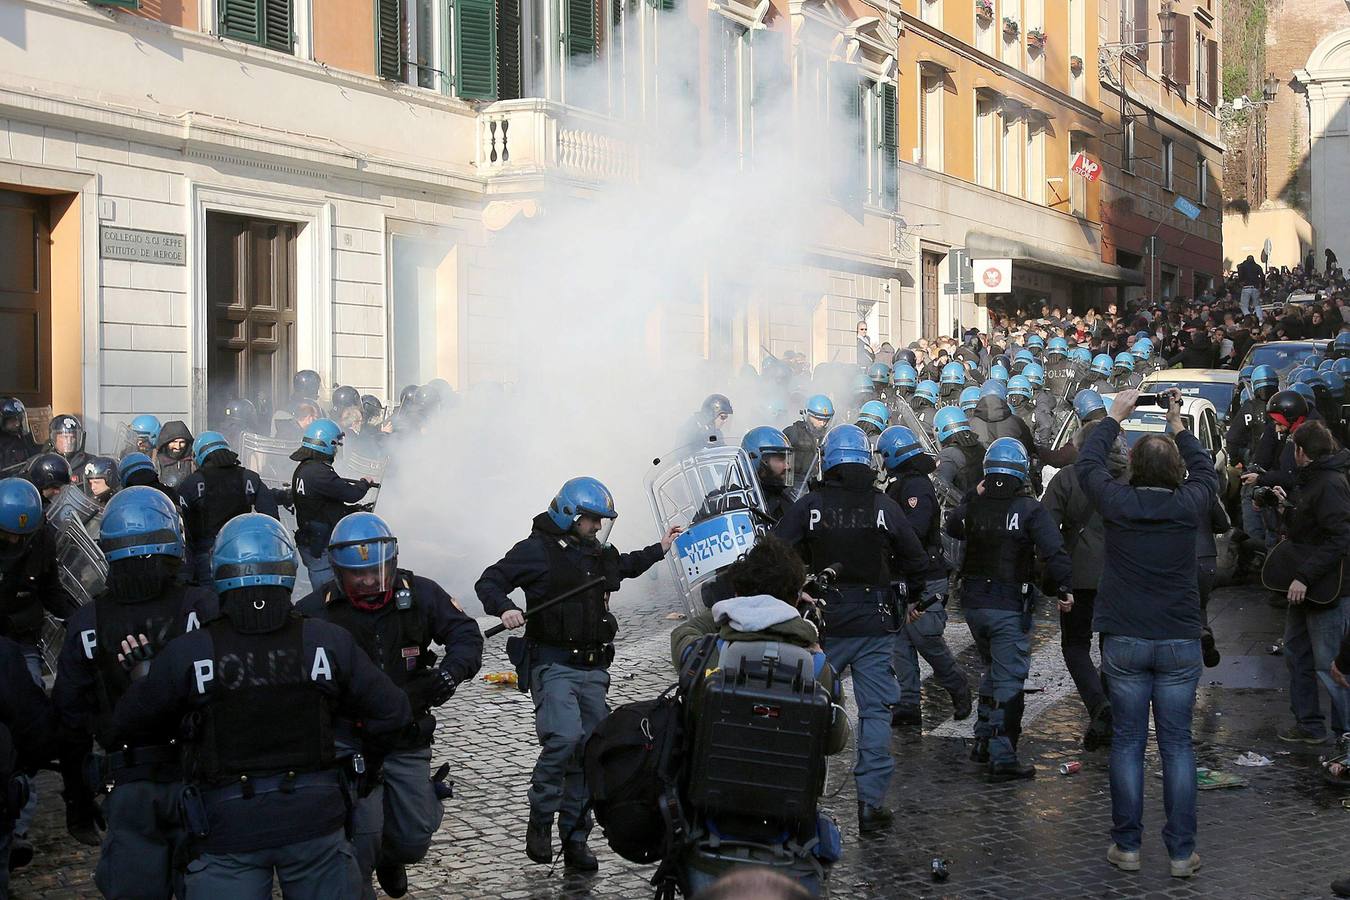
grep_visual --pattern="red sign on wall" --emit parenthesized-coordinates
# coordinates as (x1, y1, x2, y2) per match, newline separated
(1070, 151, 1102, 182)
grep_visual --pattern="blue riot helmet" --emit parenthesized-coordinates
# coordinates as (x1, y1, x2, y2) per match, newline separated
(984, 437, 1030, 481)
(1047, 337, 1069, 358)
(857, 401, 889, 434)
(130, 414, 162, 451)
(1308, 374, 1330, 399)
(959, 386, 981, 412)
(852, 372, 876, 402)
(934, 407, 972, 444)
(1239, 365, 1255, 386)
(212, 513, 299, 593)
(761, 396, 788, 424)
(549, 477, 618, 544)
(876, 426, 927, 472)
(1026, 334, 1045, 352)
(1335, 332, 1350, 359)
(1303, 352, 1323, 368)
(193, 431, 232, 468)
(1070, 347, 1094, 366)
(742, 426, 795, 488)
(1023, 363, 1045, 389)
(1289, 382, 1317, 404)
(1113, 353, 1135, 373)
(1131, 342, 1153, 361)
(821, 425, 872, 471)
(1251, 364, 1280, 401)
(803, 394, 835, 432)
(1292, 367, 1319, 385)
(117, 452, 155, 482)
(940, 362, 966, 388)
(1323, 371, 1346, 399)
(1320, 358, 1336, 373)
(1007, 375, 1034, 403)
(980, 379, 1009, 401)
(1336, 358, 1350, 377)
(98, 486, 185, 562)
(891, 363, 918, 390)
(1091, 354, 1113, 377)
(914, 380, 940, 407)
(867, 362, 891, 386)
(1072, 389, 1107, 423)
(1012, 349, 1035, 373)
(298, 418, 343, 458)
(0, 478, 42, 560)
(988, 364, 1010, 383)
(328, 511, 400, 608)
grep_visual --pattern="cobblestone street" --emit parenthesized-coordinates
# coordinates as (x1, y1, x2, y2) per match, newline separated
(11, 575, 1348, 899)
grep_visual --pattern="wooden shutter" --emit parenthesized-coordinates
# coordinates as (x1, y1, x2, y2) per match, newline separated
(497, 0, 522, 99)
(830, 65, 863, 201)
(1133, 0, 1149, 64)
(376, 0, 403, 81)
(262, 0, 292, 52)
(882, 81, 898, 208)
(1207, 38, 1218, 105)
(220, 0, 264, 45)
(455, 0, 498, 100)
(1172, 14, 1191, 86)
(566, 0, 597, 58)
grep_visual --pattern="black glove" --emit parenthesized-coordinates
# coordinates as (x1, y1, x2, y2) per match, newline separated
(427, 669, 457, 707)
(63, 793, 105, 847)
(117, 633, 155, 672)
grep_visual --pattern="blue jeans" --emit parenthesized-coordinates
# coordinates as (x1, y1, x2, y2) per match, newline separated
(1284, 599, 1350, 738)
(824, 634, 899, 807)
(1238, 485, 1273, 549)
(1102, 635, 1201, 860)
(965, 608, 1031, 765)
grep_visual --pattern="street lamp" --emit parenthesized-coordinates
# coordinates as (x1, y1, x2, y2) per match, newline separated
(1263, 73, 1280, 102)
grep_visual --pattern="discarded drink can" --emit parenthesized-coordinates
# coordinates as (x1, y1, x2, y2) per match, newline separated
(931, 857, 949, 882)
(1060, 761, 1082, 775)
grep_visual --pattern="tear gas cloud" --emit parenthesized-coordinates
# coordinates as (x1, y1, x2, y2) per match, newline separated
(377, 22, 857, 614)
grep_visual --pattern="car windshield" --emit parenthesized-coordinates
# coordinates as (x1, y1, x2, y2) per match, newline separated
(1117, 412, 1196, 447)
(1141, 380, 1235, 425)
(1242, 343, 1322, 375)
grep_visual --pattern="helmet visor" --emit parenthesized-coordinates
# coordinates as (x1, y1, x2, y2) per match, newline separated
(573, 513, 614, 546)
(758, 450, 794, 489)
(335, 555, 397, 605)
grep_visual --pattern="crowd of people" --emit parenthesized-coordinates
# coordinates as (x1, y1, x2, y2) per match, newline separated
(0, 269, 1346, 898)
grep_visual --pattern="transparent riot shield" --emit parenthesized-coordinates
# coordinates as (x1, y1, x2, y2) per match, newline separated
(1051, 361, 1090, 404)
(334, 446, 387, 510)
(55, 517, 108, 609)
(645, 445, 767, 615)
(239, 432, 297, 490)
(112, 422, 156, 460)
(47, 484, 101, 534)
(891, 402, 938, 455)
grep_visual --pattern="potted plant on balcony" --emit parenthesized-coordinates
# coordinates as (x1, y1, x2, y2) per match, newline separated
(1070, 54, 1083, 74)
(1003, 16, 1020, 39)
(1027, 26, 1046, 51)
(975, 0, 994, 22)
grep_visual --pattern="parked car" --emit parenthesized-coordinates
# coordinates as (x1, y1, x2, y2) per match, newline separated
(1139, 369, 1240, 429)
(1238, 340, 1332, 378)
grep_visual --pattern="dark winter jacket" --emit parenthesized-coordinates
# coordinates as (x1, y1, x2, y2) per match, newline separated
(969, 396, 1036, 451)
(1284, 450, 1350, 592)
(1041, 421, 1129, 592)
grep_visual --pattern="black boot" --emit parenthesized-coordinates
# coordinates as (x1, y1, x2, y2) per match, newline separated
(969, 738, 990, 763)
(988, 760, 1037, 782)
(8, 833, 31, 871)
(1084, 702, 1113, 751)
(857, 802, 894, 834)
(563, 840, 599, 871)
(526, 814, 553, 864)
(950, 684, 973, 721)
(376, 861, 408, 898)
(1201, 628, 1221, 668)
(890, 704, 922, 727)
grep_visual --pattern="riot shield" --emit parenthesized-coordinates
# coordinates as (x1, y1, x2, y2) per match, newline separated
(55, 517, 108, 608)
(645, 445, 767, 615)
(47, 484, 101, 534)
(239, 432, 297, 489)
(334, 446, 387, 509)
(113, 422, 155, 460)
(891, 402, 938, 454)
(1051, 361, 1090, 404)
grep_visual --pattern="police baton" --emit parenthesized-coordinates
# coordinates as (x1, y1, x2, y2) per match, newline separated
(483, 577, 608, 638)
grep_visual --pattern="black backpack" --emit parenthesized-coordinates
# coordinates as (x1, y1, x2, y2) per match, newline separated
(583, 635, 714, 865)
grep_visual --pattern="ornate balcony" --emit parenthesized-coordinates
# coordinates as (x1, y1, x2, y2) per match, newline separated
(476, 99, 637, 185)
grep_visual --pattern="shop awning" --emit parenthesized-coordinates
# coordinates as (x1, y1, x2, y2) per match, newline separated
(965, 232, 1145, 287)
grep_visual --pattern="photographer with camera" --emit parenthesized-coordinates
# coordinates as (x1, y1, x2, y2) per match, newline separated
(1261, 421, 1350, 748)
(1078, 388, 1217, 880)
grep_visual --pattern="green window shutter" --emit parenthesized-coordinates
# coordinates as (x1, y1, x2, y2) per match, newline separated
(377, 0, 404, 80)
(220, 0, 264, 45)
(89, 0, 140, 8)
(497, 0, 523, 99)
(454, 0, 498, 100)
(566, 0, 596, 58)
(881, 81, 898, 208)
(262, 0, 293, 52)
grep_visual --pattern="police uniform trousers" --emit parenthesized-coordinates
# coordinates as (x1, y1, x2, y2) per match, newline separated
(95, 779, 188, 900)
(528, 663, 609, 839)
(350, 746, 443, 900)
(822, 636, 898, 808)
(184, 829, 360, 900)
(12, 650, 41, 845)
(964, 608, 1031, 766)
(892, 578, 967, 709)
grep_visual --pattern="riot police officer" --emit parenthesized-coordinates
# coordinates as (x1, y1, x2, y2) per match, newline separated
(178, 432, 280, 585)
(111, 513, 412, 898)
(153, 421, 195, 489)
(933, 407, 986, 504)
(52, 486, 218, 899)
(79, 457, 121, 538)
(855, 400, 889, 444)
(890, 363, 918, 407)
(48, 414, 90, 484)
(117, 452, 179, 505)
(127, 415, 162, 458)
(24, 453, 70, 506)
(219, 398, 257, 449)
(0, 399, 37, 471)
(683, 394, 734, 448)
(1109, 353, 1139, 390)
(1024, 363, 1060, 448)
(970, 380, 1035, 452)
(290, 419, 375, 591)
(947, 439, 1073, 781)
(911, 380, 940, 434)
(783, 395, 834, 485)
(296, 512, 483, 899)
(868, 362, 894, 410)
(476, 478, 678, 870)
(772, 425, 928, 833)
(330, 386, 362, 422)
(741, 426, 796, 521)
(1088, 355, 1115, 394)
(1043, 338, 1080, 399)
(876, 426, 972, 728)
(938, 362, 967, 408)
(1227, 365, 1279, 559)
